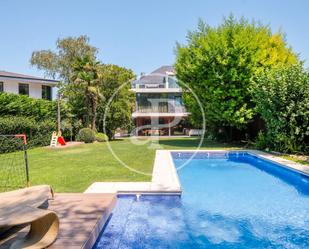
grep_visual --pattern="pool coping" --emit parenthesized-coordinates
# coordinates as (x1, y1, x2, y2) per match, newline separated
(168, 149, 309, 176)
(85, 149, 308, 194)
(85, 150, 182, 195)
(246, 149, 309, 176)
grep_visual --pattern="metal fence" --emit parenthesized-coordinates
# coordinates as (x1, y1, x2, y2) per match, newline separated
(0, 134, 29, 191)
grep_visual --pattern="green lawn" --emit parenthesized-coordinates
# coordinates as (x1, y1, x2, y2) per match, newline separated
(281, 155, 309, 166)
(26, 138, 240, 192)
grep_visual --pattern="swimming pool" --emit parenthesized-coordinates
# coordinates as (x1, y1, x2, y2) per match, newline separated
(93, 152, 309, 249)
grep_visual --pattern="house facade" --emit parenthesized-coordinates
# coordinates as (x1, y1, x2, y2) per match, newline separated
(131, 66, 190, 136)
(0, 71, 58, 100)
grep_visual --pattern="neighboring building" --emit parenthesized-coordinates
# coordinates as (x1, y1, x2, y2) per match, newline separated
(0, 70, 58, 100)
(131, 66, 190, 136)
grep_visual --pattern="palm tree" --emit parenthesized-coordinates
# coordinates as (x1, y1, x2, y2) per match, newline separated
(71, 55, 101, 130)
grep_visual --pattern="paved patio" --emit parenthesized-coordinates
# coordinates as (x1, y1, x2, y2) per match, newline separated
(0, 193, 116, 249)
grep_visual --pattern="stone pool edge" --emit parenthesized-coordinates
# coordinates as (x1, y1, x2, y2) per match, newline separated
(85, 149, 308, 194)
(84, 150, 182, 195)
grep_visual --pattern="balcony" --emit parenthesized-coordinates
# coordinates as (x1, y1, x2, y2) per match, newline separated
(131, 77, 182, 93)
(136, 105, 186, 113)
(132, 105, 189, 118)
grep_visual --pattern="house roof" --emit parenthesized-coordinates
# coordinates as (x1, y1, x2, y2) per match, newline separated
(135, 65, 175, 85)
(0, 70, 59, 85)
(151, 65, 175, 75)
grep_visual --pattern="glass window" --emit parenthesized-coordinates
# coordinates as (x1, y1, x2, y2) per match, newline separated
(175, 95, 182, 106)
(18, 83, 29, 96)
(0, 82, 3, 92)
(167, 77, 179, 88)
(42, 85, 52, 100)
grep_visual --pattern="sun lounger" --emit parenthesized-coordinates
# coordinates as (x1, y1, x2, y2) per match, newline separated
(0, 185, 54, 208)
(0, 185, 59, 249)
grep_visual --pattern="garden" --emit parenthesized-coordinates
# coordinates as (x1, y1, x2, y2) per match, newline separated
(0, 16, 308, 192)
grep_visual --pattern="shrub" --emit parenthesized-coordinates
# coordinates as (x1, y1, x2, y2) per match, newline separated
(254, 131, 270, 151)
(0, 116, 56, 152)
(252, 65, 309, 153)
(95, 132, 108, 142)
(0, 136, 25, 154)
(78, 128, 96, 143)
(0, 92, 59, 120)
(61, 118, 83, 142)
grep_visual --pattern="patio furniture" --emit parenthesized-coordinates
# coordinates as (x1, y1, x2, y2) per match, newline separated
(0, 185, 59, 249)
(147, 129, 161, 136)
(189, 129, 205, 136)
(1, 193, 117, 249)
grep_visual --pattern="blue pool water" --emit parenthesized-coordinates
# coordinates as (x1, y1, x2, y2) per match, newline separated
(94, 152, 309, 249)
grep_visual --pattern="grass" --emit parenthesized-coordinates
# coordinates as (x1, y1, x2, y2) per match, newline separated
(281, 155, 309, 166)
(25, 138, 240, 192)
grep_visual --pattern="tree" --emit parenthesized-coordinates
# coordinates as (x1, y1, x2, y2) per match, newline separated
(252, 65, 309, 153)
(175, 15, 298, 141)
(31, 35, 98, 83)
(31, 35, 98, 131)
(30, 36, 135, 136)
(70, 55, 101, 130)
(97, 64, 135, 139)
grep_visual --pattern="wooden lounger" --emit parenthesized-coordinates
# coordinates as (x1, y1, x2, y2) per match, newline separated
(0, 185, 59, 249)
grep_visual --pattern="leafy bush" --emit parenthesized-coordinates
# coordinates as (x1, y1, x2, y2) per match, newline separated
(95, 132, 108, 142)
(0, 92, 59, 120)
(0, 136, 25, 153)
(0, 92, 76, 144)
(254, 131, 270, 151)
(252, 65, 309, 153)
(0, 116, 56, 152)
(77, 128, 96, 143)
(60, 118, 83, 142)
(175, 15, 297, 141)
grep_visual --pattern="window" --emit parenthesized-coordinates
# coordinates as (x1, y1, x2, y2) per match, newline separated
(175, 95, 182, 106)
(0, 82, 3, 92)
(19, 83, 29, 96)
(42, 85, 52, 100)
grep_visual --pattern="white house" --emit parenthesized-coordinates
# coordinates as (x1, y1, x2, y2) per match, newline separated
(131, 65, 190, 136)
(0, 71, 58, 100)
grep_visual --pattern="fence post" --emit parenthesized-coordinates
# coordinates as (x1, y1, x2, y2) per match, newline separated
(23, 143, 30, 187)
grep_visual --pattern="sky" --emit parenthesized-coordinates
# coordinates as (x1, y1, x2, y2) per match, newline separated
(1, 0, 309, 78)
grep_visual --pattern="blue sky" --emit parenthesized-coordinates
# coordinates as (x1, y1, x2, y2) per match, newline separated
(1, 0, 308, 78)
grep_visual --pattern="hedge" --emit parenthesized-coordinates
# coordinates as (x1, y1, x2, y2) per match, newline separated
(0, 92, 64, 120)
(0, 116, 56, 152)
(253, 65, 309, 154)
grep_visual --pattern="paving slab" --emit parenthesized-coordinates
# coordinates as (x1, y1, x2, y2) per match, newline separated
(0, 193, 116, 249)
(85, 150, 182, 194)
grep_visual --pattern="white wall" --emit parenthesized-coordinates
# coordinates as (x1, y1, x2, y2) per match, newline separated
(3, 79, 19, 94)
(1, 78, 54, 100)
(29, 83, 43, 99)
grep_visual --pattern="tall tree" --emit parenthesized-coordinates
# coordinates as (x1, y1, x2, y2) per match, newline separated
(31, 36, 98, 131)
(97, 64, 135, 139)
(65, 62, 135, 136)
(30, 36, 135, 135)
(175, 15, 298, 140)
(70, 56, 101, 130)
(31, 35, 98, 83)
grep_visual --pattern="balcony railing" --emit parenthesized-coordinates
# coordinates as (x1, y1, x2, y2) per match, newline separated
(132, 77, 180, 89)
(135, 105, 186, 113)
